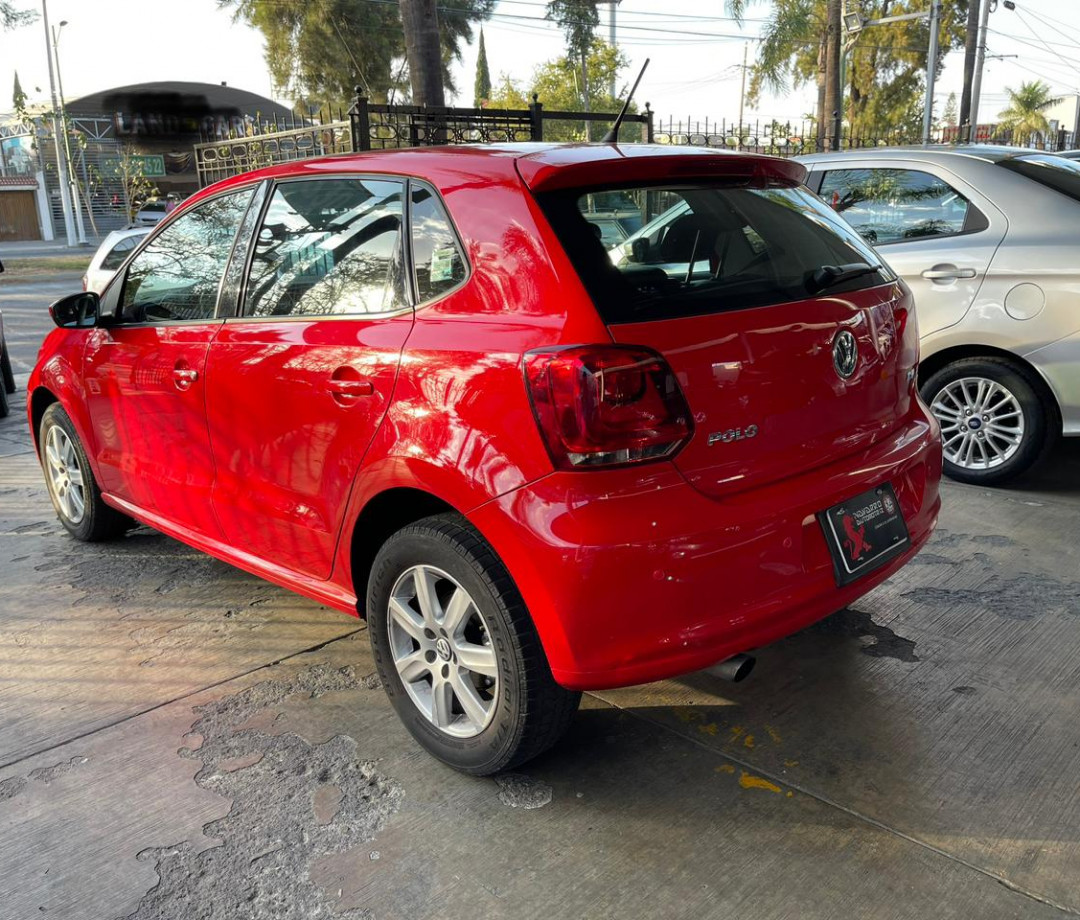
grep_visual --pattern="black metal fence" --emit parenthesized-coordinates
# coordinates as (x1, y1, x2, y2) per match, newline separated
(193, 121, 353, 187)
(654, 117, 1075, 156)
(348, 94, 653, 152)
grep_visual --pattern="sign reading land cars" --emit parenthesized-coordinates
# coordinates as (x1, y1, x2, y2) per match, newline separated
(100, 155, 166, 178)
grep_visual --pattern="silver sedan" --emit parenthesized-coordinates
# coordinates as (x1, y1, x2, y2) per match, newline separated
(798, 146, 1080, 485)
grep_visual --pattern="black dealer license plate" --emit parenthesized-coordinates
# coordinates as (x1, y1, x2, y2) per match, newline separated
(820, 483, 910, 586)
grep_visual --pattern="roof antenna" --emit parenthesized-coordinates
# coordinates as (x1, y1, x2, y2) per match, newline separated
(601, 58, 650, 144)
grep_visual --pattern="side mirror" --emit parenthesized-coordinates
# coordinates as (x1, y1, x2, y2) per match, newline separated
(631, 238, 649, 263)
(49, 291, 99, 328)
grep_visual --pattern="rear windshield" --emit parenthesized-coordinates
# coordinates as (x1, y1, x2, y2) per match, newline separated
(539, 182, 893, 324)
(998, 154, 1080, 204)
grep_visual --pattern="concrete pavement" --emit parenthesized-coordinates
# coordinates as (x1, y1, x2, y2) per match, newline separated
(1, 277, 1079, 919)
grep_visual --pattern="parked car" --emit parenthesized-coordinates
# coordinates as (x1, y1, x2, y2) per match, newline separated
(29, 145, 941, 773)
(0, 259, 16, 418)
(798, 146, 1080, 484)
(131, 199, 169, 227)
(83, 227, 151, 293)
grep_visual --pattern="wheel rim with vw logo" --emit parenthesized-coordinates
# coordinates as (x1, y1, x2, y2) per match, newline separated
(833, 329, 858, 379)
(386, 564, 499, 738)
(930, 376, 1025, 470)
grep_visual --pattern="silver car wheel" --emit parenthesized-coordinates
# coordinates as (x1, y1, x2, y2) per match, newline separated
(931, 376, 1025, 471)
(44, 424, 86, 525)
(387, 564, 499, 739)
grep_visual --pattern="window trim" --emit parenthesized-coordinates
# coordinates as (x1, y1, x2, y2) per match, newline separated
(229, 172, 415, 324)
(112, 183, 262, 328)
(814, 165, 990, 247)
(406, 177, 472, 310)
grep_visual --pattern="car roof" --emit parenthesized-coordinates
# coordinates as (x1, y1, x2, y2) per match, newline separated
(795, 144, 1053, 166)
(188, 142, 808, 208)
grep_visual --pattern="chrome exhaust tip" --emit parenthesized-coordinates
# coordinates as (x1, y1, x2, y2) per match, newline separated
(708, 653, 755, 683)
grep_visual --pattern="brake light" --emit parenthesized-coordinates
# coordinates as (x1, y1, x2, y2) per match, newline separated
(524, 345, 693, 469)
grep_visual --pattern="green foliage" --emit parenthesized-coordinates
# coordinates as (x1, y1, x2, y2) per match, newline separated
(489, 40, 632, 141)
(943, 91, 957, 128)
(846, 1, 968, 139)
(474, 26, 491, 106)
(219, 0, 493, 110)
(546, 0, 600, 59)
(726, 0, 968, 139)
(997, 81, 1060, 142)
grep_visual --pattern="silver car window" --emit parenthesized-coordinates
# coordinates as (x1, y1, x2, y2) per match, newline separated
(818, 168, 973, 245)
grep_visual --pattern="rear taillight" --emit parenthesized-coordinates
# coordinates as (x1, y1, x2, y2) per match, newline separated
(524, 345, 693, 469)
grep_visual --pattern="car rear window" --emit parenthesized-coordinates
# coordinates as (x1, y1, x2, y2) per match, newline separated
(997, 154, 1080, 204)
(538, 182, 893, 324)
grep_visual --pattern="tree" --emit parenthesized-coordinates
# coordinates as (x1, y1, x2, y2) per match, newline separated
(399, 0, 445, 106)
(943, 92, 958, 128)
(220, 0, 493, 110)
(726, 0, 968, 142)
(1, 1, 36, 29)
(489, 40, 632, 141)
(997, 80, 1060, 144)
(474, 25, 491, 107)
(546, 1, 601, 135)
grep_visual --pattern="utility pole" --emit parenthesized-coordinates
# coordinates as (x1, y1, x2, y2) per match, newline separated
(969, 0, 993, 138)
(737, 43, 748, 150)
(40, 0, 76, 246)
(825, 0, 842, 149)
(398, 0, 445, 107)
(958, 0, 981, 140)
(922, 0, 941, 144)
(52, 21, 86, 245)
(608, 1, 620, 100)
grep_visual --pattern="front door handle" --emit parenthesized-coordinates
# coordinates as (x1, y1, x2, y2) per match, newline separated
(922, 266, 977, 281)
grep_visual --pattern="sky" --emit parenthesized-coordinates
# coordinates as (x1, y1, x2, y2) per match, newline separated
(3, 0, 1080, 132)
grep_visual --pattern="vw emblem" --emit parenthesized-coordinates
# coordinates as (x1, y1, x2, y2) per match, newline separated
(832, 329, 859, 379)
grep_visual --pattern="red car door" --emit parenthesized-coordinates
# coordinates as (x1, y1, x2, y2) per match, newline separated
(205, 176, 413, 580)
(82, 187, 257, 538)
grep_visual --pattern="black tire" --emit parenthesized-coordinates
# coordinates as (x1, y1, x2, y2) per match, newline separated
(1, 339, 14, 395)
(921, 357, 1057, 486)
(367, 513, 580, 775)
(39, 403, 131, 541)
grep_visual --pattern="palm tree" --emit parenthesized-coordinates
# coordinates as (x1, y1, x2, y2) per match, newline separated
(997, 81, 1061, 144)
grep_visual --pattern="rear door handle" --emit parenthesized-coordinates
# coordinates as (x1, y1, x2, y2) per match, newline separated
(328, 379, 374, 397)
(921, 266, 977, 281)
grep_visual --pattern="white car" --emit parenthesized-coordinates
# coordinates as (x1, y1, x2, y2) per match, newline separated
(83, 227, 150, 293)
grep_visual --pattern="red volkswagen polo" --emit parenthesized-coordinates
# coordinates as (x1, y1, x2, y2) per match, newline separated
(29, 144, 941, 774)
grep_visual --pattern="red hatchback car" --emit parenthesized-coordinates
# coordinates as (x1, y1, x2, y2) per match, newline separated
(30, 144, 941, 774)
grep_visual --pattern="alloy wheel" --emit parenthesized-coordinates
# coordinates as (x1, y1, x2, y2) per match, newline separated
(44, 424, 87, 525)
(387, 564, 499, 738)
(931, 376, 1025, 471)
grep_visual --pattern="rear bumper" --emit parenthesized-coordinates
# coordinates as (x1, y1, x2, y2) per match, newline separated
(469, 403, 942, 691)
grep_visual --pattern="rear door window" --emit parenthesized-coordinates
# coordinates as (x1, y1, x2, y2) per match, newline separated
(410, 183, 467, 303)
(101, 235, 141, 271)
(244, 177, 408, 318)
(539, 182, 892, 324)
(818, 168, 983, 245)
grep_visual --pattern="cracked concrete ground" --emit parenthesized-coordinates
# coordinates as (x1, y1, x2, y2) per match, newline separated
(2, 275, 1080, 918)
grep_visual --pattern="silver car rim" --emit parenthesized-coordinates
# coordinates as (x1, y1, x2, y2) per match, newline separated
(931, 376, 1025, 471)
(387, 564, 499, 738)
(44, 425, 86, 525)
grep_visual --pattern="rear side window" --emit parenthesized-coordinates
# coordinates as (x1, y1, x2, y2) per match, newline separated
(818, 168, 982, 244)
(245, 177, 407, 318)
(101, 235, 140, 271)
(997, 154, 1080, 204)
(410, 183, 467, 302)
(539, 182, 892, 324)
